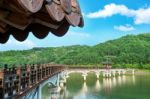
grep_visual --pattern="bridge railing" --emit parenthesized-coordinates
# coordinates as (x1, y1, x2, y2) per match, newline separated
(0, 64, 65, 99)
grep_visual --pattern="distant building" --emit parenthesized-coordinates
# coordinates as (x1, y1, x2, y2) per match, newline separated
(102, 62, 112, 69)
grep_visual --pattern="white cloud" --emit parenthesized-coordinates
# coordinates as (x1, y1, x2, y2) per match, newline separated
(87, 3, 135, 18)
(0, 36, 36, 51)
(7, 39, 36, 48)
(134, 8, 150, 24)
(87, 3, 150, 24)
(114, 24, 135, 32)
(68, 31, 91, 38)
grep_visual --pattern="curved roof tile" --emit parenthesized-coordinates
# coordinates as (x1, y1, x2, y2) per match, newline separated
(0, 0, 84, 43)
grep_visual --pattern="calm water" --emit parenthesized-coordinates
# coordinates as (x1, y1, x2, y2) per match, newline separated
(42, 73, 150, 99)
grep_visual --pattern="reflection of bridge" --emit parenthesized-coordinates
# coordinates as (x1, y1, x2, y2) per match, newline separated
(65, 68, 135, 81)
(55, 72, 136, 99)
(0, 64, 65, 99)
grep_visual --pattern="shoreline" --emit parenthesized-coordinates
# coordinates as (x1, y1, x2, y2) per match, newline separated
(134, 69, 150, 75)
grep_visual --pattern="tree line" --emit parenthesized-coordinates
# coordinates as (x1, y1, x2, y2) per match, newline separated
(0, 33, 150, 69)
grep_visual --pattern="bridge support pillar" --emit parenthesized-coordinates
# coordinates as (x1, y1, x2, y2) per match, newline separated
(83, 75, 86, 81)
(59, 77, 67, 89)
(108, 71, 112, 77)
(82, 73, 87, 81)
(96, 72, 100, 79)
(103, 71, 107, 77)
(59, 80, 64, 88)
(65, 74, 70, 78)
(132, 70, 135, 75)
(118, 71, 121, 76)
(103, 71, 106, 77)
(37, 85, 42, 99)
(103, 70, 112, 78)
(112, 71, 116, 77)
(103, 71, 108, 77)
(59, 71, 68, 86)
(63, 77, 67, 84)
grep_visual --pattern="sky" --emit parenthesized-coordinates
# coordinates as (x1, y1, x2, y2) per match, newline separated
(1, 0, 150, 51)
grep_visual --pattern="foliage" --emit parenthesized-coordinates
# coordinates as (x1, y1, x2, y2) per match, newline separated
(0, 33, 150, 69)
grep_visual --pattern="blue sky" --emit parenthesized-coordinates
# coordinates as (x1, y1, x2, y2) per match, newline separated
(1, 0, 150, 51)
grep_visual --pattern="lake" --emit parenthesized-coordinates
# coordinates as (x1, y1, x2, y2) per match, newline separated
(42, 73, 150, 99)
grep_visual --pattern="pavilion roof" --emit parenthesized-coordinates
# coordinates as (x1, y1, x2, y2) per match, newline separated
(0, 0, 84, 43)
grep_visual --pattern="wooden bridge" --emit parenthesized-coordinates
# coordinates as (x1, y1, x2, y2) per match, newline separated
(0, 64, 65, 99)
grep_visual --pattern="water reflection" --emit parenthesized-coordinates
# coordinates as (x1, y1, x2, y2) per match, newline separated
(81, 82, 88, 93)
(122, 75, 126, 84)
(74, 82, 87, 99)
(118, 76, 122, 85)
(59, 86, 68, 99)
(95, 80, 101, 91)
(42, 73, 138, 99)
(112, 77, 117, 87)
(132, 75, 135, 84)
(48, 87, 60, 99)
(102, 78, 112, 93)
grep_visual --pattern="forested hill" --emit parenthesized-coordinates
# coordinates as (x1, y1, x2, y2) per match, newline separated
(0, 33, 150, 69)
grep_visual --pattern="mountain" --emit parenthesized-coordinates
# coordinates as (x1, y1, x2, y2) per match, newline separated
(0, 33, 150, 69)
